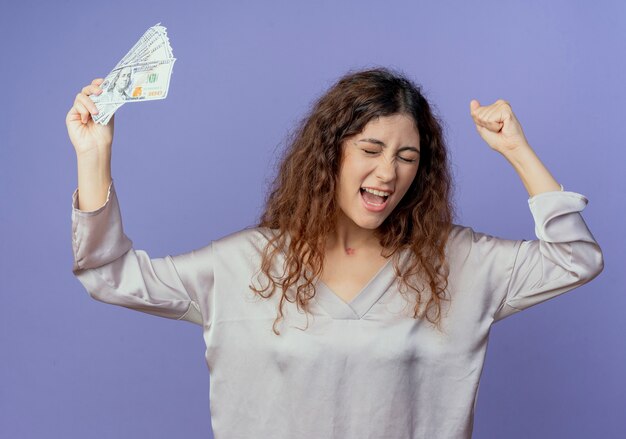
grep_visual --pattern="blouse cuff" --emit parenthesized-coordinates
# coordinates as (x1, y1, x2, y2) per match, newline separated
(71, 179, 133, 273)
(527, 189, 595, 244)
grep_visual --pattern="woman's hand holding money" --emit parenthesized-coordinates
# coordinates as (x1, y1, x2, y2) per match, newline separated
(66, 78, 114, 157)
(67, 78, 114, 212)
(66, 23, 175, 211)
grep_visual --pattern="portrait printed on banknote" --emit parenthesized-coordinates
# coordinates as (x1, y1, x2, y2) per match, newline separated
(97, 66, 136, 104)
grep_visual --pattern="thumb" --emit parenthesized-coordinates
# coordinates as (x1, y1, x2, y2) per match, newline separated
(470, 99, 480, 114)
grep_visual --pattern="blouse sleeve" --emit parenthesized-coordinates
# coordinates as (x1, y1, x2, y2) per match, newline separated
(70, 179, 214, 327)
(464, 189, 604, 324)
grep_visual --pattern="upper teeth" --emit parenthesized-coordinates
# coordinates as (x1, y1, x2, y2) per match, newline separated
(363, 187, 390, 197)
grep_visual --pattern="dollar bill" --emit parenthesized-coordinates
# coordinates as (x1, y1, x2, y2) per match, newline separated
(92, 59, 175, 104)
(93, 102, 121, 125)
(112, 24, 173, 70)
(90, 23, 175, 125)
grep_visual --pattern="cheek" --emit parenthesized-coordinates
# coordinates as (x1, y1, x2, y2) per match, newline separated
(340, 159, 368, 188)
(397, 168, 419, 195)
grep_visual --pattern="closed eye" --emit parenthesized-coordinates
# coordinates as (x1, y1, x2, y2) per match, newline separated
(362, 149, 418, 163)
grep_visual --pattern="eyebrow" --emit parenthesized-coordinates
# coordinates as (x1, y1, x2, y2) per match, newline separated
(357, 138, 420, 153)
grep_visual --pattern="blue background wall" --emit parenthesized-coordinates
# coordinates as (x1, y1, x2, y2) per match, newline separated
(1, 0, 624, 437)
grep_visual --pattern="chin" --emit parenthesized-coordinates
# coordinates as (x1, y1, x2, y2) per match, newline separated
(355, 215, 386, 229)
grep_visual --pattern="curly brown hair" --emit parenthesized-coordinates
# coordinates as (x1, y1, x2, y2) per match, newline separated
(251, 66, 457, 335)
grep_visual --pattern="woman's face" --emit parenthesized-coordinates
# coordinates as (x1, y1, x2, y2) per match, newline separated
(336, 113, 421, 229)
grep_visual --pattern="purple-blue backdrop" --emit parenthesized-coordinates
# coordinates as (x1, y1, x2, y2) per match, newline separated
(1, 0, 624, 437)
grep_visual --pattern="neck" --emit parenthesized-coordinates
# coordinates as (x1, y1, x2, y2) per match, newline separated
(327, 211, 381, 257)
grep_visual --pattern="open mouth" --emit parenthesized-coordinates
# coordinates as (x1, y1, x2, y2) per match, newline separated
(360, 187, 390, 207)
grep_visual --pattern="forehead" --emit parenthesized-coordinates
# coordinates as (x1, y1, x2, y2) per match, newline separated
(360, 114, 419, 138)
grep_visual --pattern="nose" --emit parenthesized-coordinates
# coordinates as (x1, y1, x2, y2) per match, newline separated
(374, 153, 397, 183)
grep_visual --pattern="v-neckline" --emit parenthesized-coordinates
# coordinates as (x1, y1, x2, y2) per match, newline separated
(265, 228, 409, 320)
(314, 256, 398, 319)
(314, 249, 408, 320)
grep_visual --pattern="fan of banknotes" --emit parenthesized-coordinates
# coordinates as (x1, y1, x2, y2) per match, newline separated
(90, 23, 176, 125)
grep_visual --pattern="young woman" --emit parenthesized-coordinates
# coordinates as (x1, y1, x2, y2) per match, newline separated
(66, 67, 604, 438)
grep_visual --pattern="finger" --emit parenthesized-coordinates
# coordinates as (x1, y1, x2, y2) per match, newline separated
(91, 78, 105, 85)
(483, 120, 504, 132)
(473, 116, 502, 132)
(474, 103, 505, 124)
(76, 93, 99, 116)
(67, 105, 82, 123)
(480, 106, 510, 127)
(471, 111, 492, 128)
(471, 106, 492, 123)
(81, 84, 103, 96)
(491, 101, 513, 121)
(74, 101, 91, 124)
(470, 99, 480, 115)
(77, 93, 100, 115)
(478, 108, 499, 127)
(472, 100, 502, 118)
(497, 104, 514, 122)
(475, 124, 500, 138)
